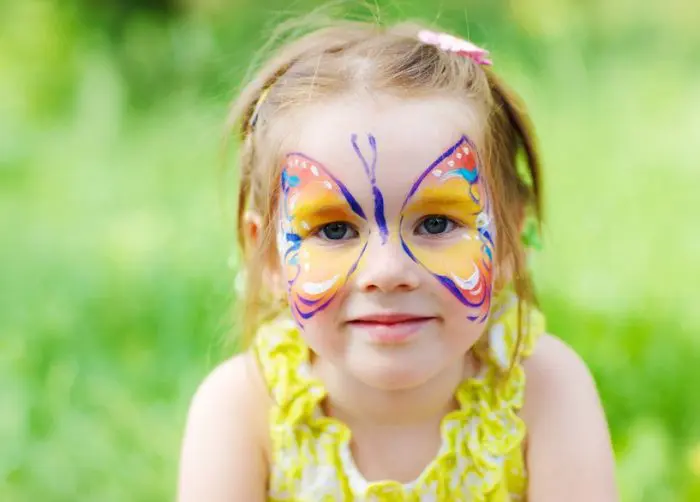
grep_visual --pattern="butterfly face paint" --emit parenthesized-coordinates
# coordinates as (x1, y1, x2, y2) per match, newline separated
(279, 152, 369, 326)
(400, 136, 494, 322)
(279, 134, 494, 328)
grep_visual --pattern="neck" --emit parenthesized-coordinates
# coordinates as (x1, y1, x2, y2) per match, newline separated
(315, 355, 475, 427)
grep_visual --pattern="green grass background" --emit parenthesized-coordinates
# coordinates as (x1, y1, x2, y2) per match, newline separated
(2, 0, 700, 500)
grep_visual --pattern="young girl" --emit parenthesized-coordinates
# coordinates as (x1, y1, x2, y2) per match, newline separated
(178, 19, 618, 501)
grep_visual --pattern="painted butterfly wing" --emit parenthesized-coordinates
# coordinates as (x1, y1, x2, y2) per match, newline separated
(400, 136, 494, 322)
(280, 153, 367, 324)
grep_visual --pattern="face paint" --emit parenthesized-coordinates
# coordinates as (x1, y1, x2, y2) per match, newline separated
(351, 133, 389, 244)
(280, 134, 494, 326)
(400, 136, 494, 322)
(279, 152, 368, 326)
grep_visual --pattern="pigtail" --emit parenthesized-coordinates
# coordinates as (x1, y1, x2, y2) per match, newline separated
(486, 70, 543, 224)
(225, 49, 298, 346)
(483, 69, 544, 373)
(226, 55, 296, 254)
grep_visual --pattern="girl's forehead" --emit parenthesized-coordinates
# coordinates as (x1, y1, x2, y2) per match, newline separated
(282, 94, 485, 199)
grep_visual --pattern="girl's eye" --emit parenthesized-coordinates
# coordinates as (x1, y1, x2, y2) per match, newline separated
(416, 216, 457, 236)
(318, 222, 358, 241)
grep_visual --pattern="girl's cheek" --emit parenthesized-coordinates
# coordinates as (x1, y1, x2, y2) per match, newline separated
(297, 241, 363, 282)
(286, 237, 368, 322)
(401, 225, 495, 322)
(403, 230, 487, 277)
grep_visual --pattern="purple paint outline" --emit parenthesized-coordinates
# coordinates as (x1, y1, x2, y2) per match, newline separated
(284, 152, 367, 220)
(292, 241, 369, 320)
(351, 133, 389, 245)
(402, 135, 479, 210)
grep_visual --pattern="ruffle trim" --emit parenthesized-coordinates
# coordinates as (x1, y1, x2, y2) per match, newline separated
(254, 292, 545, 500)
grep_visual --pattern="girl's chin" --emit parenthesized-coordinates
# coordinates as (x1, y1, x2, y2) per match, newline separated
(345, 349, 447, 391)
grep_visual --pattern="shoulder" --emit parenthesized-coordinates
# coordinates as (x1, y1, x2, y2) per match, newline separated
(183, 352, 271, 432)
(177, 352, 271, 502)
(522, 333, 597, 405)
(520, 334, 619, 501)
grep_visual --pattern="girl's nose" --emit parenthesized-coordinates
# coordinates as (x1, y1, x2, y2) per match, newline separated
(353, 233, 421, 293)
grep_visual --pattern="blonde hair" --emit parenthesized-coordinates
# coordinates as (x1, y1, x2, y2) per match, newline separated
(226, 17, 543, 349)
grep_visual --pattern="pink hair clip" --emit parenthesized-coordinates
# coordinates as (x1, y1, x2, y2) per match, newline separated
(417, 29, 492, 66)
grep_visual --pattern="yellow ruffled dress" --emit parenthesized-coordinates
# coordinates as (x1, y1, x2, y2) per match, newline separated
(253, 290, 545, 501)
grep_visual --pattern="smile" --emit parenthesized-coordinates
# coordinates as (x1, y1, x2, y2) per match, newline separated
(347, 314, 437, 344)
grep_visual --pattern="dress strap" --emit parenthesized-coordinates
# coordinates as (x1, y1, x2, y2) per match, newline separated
(252, 316, 326, 425)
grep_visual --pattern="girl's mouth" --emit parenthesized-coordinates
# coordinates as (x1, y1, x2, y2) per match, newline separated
(347, 314, 437, 344)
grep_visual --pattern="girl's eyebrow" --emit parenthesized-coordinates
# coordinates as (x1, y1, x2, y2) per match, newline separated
(404, 193, 481, 209)
(284, 152, 367, 220)
(291, 199, 357, 219)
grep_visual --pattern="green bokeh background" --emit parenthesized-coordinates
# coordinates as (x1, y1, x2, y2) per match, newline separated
(2, 0, 699, 500)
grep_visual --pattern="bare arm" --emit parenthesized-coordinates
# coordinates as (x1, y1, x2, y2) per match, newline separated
(523, 334, 618, 502)
(177, 354, 269, 502)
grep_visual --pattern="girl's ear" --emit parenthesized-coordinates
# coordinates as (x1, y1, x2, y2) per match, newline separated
(242, 210, 287, 300)
(242, 210, 263, 253)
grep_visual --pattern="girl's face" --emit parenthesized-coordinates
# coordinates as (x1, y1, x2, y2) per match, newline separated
(276, 94, 495, 390)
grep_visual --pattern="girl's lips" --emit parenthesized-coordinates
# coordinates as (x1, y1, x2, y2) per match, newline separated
(347, 315, 436, 344)
(349, 313, 434, 324)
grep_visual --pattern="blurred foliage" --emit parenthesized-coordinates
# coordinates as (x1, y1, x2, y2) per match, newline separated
(1, 0, 699, 500)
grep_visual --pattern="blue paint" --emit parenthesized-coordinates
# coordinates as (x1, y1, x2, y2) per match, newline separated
(351, 133, 389, 244)
(339, 182, 368, 221)
(372, 186, 388, 243)
(480, 229, 494, 248)
(401, 233, 417, 260)
(283, 232, 301, 262)
(285, 232, 301, 243)
(483, 244, 493, 261)
(281, 170, 300, 190)
(442, 167, 478, 183)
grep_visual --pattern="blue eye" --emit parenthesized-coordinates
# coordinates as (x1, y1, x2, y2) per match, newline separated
(318, 222, 358, 241)
(416, 216, 457, 235)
